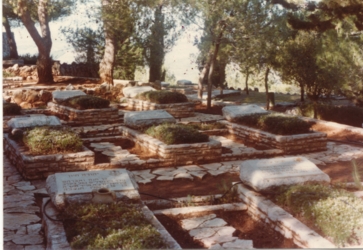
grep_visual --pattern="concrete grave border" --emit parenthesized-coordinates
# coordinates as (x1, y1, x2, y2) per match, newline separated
(3, 134, 95, 180)
(220, 120, 327, 154)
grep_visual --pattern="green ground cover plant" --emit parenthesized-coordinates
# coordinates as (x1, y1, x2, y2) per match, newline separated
(273, 184, 363, 247)
(3, 103, 22, 115)
(3, 71, 15, 78)
(136, 90, 188, 104)
(23, 126, 83, 154)
(145, 123, 209, 145)
(60, 202, 167, 249)
(235, 113, 313, 135)
(63, 95, 110, 110)
(188, 122, 226, 131)
(300, 103, 363, 127)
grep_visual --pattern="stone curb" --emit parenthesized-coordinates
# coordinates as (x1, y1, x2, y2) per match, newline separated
(237, 184, 336, 248)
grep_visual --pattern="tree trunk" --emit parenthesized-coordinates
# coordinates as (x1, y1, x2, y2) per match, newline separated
(198, 61, 210, 99)
(245, 71, 250, 95)
(264, 67, 270, 110)
(148, 6, 164, 82)
(207, 42, 221, 109)
(300, 83, 305, 102)
(99, 0, 115, 85)
(18, 0, 54, 83)
(3, 15, 18, 59)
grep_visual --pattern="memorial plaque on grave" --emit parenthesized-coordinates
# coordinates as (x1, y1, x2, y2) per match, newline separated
(222, 104, 268, 122)
(46, 169, 139, 209)
(7, 115, 61, 129)
(124, 110, 176, 129)
(52, 90, 86, 103)
(239, 156, 330, 192)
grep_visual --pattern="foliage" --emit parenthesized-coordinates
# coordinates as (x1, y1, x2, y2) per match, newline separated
(274, 184, 363, 247)
(60, 202, 167, 249)
(214, 179, 240, 204)
(145, 123, 209, 145)
(63, 95, 110, 110)
(188, 122, 226, 131)
(137, 90, 188, 104)
(3, 102, 22, 116)
(3, 71, 15, 78)
(18, 53, 38, 65)
(300, 103, 363, 127)
(23, 126, 82, 155)
(235, 113, 313, 135)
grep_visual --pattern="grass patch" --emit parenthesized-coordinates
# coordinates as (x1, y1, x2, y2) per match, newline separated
(300, 103, 363, 127)
(272, 184, 363, 247)
(234, 113, 313, 135)
(23, 126, 83, 155)
(60, 202, 167, 249)
(3, 103, 22, 115)
(145, 123, 209, 145)
(136, 90, 188, 104)
(63, 95, 110, 110)
(188, 122, 226, 131)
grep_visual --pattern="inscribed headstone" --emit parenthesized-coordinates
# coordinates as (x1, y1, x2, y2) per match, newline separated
(239, 156, 330, 192)
(52, 90, 86, 103)
(122, 86, 155, 98)
(222, 104, 268, 122)
(124, 110, 176, 129)
(7, 115, 61, 129)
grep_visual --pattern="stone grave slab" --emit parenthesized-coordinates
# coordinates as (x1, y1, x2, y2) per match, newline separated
(52, 90, 86, 103)
(239, 156, 330, 192)
(124, 110, 176, 129)
(7, 115, 61, 129)
(222, 104, 268, 122)
(177, 79, 193, 85)
(46, 169, 139, 209)
(122, 86, 155, 98)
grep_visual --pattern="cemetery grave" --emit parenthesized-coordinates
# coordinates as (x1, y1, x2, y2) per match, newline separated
(3, 80, 363, 249)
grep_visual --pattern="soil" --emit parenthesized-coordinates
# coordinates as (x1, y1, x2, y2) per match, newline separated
(155, 211, 298, 249)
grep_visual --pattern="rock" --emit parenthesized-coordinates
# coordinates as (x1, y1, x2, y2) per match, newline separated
(19, 101, 32, 109)
(24, 90, 40, 103)
(65, 84, 74, 90)
(52, 90, 86, 103)
(177, 79, 193, 85)
(222, 104, 269, 122)
(124, 110, 176, 129)
(122, 86, 156, 98)
(11, 89, 25, 104)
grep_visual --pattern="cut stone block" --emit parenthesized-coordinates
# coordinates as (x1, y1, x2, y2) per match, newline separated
(122, 86, 156, 98)
(222, 104, 268, 121)
(7, 115, 61, 129)
(52, 90, 86, 103)
(181, 214, 216, 230)
(124, 110, 176, 129)
(222, 239, 253, 249)
(177, 79, 193, 85)
(46, 169, 139, 209)
(239, 156, 331, 192)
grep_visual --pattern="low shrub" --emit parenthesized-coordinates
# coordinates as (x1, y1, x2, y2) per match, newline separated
(235, 113, 313, 135)
(145, 123, 209, 145)
(19, 53, 38, 65)
(137, 90, 188, 104)
(3, 103, 22, 116)
(63, 95, 110, 110)
(300, 103, 363, 127)
(23, 126, 83, 154)
(60, 202, 167, 249)
(274, 184, 363, 247)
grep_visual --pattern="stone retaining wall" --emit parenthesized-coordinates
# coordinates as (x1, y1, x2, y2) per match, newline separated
(237, 184, 335, 248)
(47, 102, 120, 126)
(120, 126, 222, 165)
(126, 99, 194, 118)
(221, 121, 327, 154)
(4, 134, 95, 180)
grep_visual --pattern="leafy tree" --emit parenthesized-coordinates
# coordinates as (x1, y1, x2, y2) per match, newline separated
(2, 4, 20, 59)
(4, 0, 74, 83)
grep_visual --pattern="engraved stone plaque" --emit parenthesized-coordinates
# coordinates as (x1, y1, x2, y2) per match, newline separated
(46, 169, 139, 209)
(239, 156, 330, 192)
(7, 115, 61, 129)
(52, 90, 86, 103)
(222, 104, 268, 122)
(124, 110, 176, 129)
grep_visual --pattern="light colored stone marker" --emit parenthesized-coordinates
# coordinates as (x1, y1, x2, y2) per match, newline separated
(222, 239, 253, 249)
(124, 110, 176, 129)
(52, 90, 86, 103)
(222, 104, 268, 121)
(239, 156, 331, 192)
(7, 115, 61, 129)
(122, 86, 156, 98)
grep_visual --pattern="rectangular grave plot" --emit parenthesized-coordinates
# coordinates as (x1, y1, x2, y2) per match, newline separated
(47, 102, 120, 125)
(119, 126, 222, 165)
(4, 134, 95, 180)
(127, 98, 195, 118)
(221, 121, 327, 154)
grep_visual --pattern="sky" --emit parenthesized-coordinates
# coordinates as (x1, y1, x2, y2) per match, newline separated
(7, 6, 202, 83)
